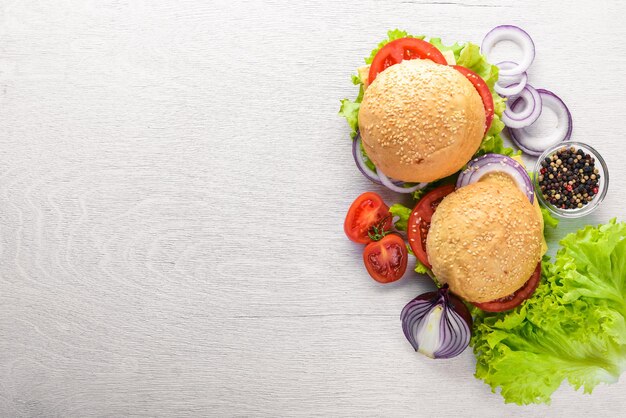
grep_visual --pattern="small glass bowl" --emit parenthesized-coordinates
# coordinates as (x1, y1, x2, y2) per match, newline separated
(533, 142, 609, 219)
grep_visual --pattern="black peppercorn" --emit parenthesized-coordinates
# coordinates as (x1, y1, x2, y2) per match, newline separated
(538, 147, 599, 210)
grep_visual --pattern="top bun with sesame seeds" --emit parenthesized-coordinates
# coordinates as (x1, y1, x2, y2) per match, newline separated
(425, 181, 543, 303)
(358, 59, 485, 183)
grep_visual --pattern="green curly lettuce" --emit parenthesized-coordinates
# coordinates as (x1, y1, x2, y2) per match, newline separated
(413, 259, 430, 275)
(472, 219, 626, 405)
(389, 203, 411, 232)
(411, 173, 457, 201)
(541, 207, 559, 229)
(428, 37, 463, 59)
(338, 98, 361, 139)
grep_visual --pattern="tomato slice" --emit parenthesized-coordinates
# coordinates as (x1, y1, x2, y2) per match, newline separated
(452, 65, 494, 133)
(344, 192, 392, 244)
(369, 38, 448, 84)
(472, 262, 542, 312)
(407, 185, 456, 269)
(362, 234, 408, 283)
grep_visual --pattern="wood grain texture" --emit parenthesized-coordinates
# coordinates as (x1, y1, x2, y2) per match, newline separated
(1, 0, 625, 416)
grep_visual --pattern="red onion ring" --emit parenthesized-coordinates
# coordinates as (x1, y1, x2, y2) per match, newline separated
(501, 84, 542, 129)
(481, 25, 535, 77)
(378, 168, 427, 194)
(352, 135, 402, 186)
(352, 135, 424, 192)
(456, 154, 534, 203)
(508, 89, 573, 156)
(352, 134, 384, 185)
(496, 79, 528, 97)
(496, 61, 525, 83)
(494, 61, 528, 97)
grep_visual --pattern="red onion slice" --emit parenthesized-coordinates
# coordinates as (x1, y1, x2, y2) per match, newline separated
(496, 61, 525, 83)
(378, 168, 427, 194)
(509, 89, 573, 156)
(495, 79, 528, 97)
(481, 25, 535, 77)
(352, 135, 402, 186)
(456, 154, 534, 203)
(352, 135, 384, 185)
(501, 84, 542, 129)
(494, 62, 528, 97)
(352, 135, 426, 193)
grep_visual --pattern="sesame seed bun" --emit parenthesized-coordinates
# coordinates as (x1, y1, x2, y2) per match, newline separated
(426, 182, 543, 303)
(358, 59, 485, 183)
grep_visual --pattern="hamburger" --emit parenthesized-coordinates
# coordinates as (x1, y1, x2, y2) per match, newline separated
(426, 180, 544, 310)
(358, 59, 486, 183)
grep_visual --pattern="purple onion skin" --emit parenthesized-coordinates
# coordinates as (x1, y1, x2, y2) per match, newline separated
(502, 84, 542, 128)
(508, 89, 573, 156)
(482, 25, 535, 76)
(455, 153, 534, 203)
(535, 89, 573, 141)
(352, 133, 405, 186)
(401, 285, 473, 359)
(352, 133, 383, 185)
(415, 288, 473, 329)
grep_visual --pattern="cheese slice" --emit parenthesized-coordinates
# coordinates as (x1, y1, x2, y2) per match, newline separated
(357, 65, 370, 90)
(441, 50, 456, 65)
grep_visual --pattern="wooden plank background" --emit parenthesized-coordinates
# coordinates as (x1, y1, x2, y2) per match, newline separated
(1, 0, 625, 416)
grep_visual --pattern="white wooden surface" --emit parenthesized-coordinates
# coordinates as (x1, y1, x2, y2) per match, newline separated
(1, 1, 625, 416)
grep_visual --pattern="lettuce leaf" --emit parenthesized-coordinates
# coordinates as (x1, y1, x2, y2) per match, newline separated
(541, 207, 559, 229)
(414, 259, 430, 275)
(475, 103, 516, 157)
(472, 219, 626, 404)
(389, 203, 411, 232)
(456, 42, 498, 89)
(338, 99, 360, 139)
(429, 38, 463, 61)
(411, 173, 457, 201)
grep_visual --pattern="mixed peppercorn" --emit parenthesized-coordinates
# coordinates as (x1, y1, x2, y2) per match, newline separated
(538, 146, 600, 210)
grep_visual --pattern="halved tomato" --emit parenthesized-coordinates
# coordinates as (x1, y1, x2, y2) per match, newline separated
(344, 192, 391, 244)
(368, 38, 448, 84)
(363, 234, 408, 283)
(452, 65, 494, 133)
(472, 262, 542, 312)
(407, 184, 456, 269)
